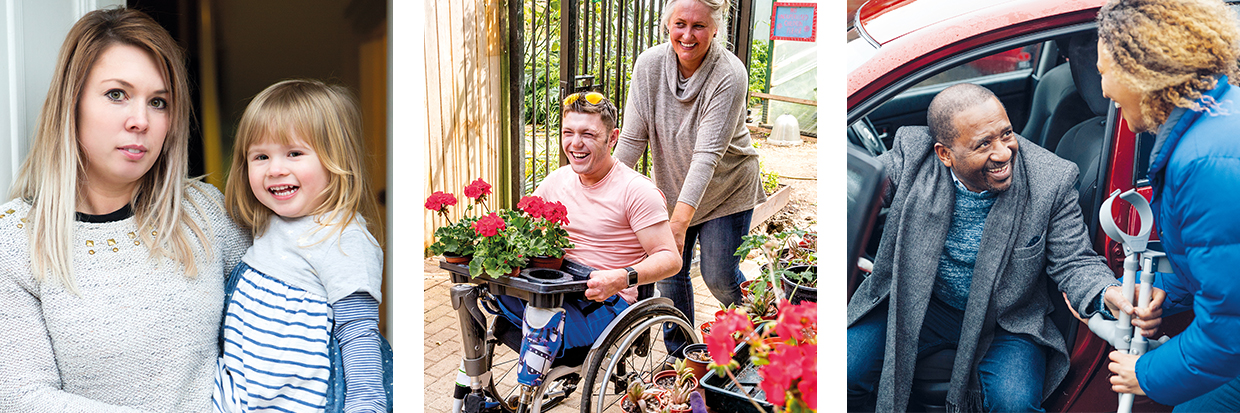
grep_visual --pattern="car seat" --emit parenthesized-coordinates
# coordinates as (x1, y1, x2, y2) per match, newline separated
(1053, 32, 1110, 239)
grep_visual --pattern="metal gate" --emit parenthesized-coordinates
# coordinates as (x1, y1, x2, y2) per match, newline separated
(514, 0, 754, 195)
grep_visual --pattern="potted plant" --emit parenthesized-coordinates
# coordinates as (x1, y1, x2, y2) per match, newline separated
(737, 226, 818, 305)
(426, 178, 496, 262)
(514, 195, 573, 269)
(621, 381, 666, 413)
(468, 209, 532, 277)
(682, 343, 711, 382)
(664, 367, 699, 413)
(704, 301, 817, 413)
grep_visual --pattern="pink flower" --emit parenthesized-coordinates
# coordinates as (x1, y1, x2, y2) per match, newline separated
(517, 196, 546, 217)
(473, 213, 505, 237)
(799, 356, 817, 410)
(775, 300, 817, 342)
(424, 191, 458, 213)
(463, 178, 492, 200)
(705, 327, 737, 366)
(541, 201, 569, 225)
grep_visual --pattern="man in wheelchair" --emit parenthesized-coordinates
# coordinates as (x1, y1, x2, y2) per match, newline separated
(845, 83, 1162, 412)
(451, 92, 682, 412)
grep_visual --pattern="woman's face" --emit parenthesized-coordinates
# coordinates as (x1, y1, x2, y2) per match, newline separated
(1097, 40, 1148, 132)
(77, 44, 170, 193)
(668, 0, 717, 76)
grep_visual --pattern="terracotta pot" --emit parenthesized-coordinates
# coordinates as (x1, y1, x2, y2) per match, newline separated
(528, 255, 563, 270)
(699, 321, 713, 340)
(443, 253, 471, 264)
(652, 370, 679, 389)
(681, 343, 710, 382)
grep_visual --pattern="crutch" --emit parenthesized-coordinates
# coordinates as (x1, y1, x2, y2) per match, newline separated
(1088, 189, 1172, 413)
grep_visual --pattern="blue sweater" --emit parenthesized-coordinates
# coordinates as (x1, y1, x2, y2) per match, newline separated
(933, 176, 997, 310)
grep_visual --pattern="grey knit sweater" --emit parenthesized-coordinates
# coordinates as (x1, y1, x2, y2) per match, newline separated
(0, 181, 250, 412)
(614, 42, 766, 226)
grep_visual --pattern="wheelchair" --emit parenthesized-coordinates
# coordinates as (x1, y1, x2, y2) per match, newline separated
(443, 259, 700, 413)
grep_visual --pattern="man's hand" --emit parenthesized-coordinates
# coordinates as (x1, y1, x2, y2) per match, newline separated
(1103, 285, 1166, 337)
(586, 269, 628, 302)
(1108, 351, 1145, 396)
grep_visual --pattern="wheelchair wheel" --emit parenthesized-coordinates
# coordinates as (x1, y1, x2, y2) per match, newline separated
(578, 304, 697, 413)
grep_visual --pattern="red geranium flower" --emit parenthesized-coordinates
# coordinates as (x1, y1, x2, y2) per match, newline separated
(473, 213, 505, 237)
(799, 364, 817, 410)
(517, 196, 546, 218)
(463, 178, 492, 200)
(541, 201, 570, 225)
(424, 191, 458, 213)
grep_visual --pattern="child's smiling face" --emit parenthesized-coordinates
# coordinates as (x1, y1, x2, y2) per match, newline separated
(247, 133, 329, 218)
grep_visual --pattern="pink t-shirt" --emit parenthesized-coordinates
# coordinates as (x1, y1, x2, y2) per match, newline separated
(534, 162, 669, 287)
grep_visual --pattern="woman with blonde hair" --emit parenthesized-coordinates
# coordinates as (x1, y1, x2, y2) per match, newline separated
(0, 7, 249, 411)
(1097, 0, 1240, 410)
(613, 0, 765, 351)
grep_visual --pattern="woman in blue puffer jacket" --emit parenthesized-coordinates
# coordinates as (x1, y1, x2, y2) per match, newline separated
(1096, 0, 1240, 410)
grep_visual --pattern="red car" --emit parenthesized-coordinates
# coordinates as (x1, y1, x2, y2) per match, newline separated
(845, 0, 1238, 410)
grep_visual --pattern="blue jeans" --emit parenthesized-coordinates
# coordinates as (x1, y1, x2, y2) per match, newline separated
(847, 296, 1047, 412)
(1174, 376, 1240, 412)
(661, 209, 751, 352)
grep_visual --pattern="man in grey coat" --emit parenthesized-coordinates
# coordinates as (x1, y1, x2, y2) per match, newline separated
(845, 83, 1160, 412)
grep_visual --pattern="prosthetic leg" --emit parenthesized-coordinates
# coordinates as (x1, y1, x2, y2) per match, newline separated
(1088, 189, 1172, 413)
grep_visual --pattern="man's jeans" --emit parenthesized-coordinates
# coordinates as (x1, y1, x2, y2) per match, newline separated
(660, 209, 750, 353)
(1174, 376, 1240, 412)
(847, 296, 1047, 412)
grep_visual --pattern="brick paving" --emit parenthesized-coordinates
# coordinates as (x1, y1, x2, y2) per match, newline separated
(422, 257, 759, 412)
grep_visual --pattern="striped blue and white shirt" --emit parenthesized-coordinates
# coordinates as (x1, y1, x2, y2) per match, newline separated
(214, 215, 385, 413)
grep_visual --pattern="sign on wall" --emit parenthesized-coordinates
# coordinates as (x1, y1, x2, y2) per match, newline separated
(770, 2, 817, 42)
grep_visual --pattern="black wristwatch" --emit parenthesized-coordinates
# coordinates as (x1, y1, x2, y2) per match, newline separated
(625, 266, 639, 287)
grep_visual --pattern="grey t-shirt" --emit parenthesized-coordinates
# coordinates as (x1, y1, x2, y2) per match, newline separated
(242, 214, 383, 304)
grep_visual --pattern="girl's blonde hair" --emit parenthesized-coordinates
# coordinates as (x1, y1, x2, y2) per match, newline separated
(10, 7, 210, 293)
(1098, 0, 1240, 129)
(225, 79, 382, 245)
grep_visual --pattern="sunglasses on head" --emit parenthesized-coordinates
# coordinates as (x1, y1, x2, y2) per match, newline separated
(563, 91, 606, 106)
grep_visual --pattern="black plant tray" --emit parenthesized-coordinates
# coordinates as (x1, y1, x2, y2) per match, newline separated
(439, 259, 593, 308)
(700, 340, 777, 413)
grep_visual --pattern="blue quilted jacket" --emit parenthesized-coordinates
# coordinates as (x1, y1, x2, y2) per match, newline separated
(1138, 76, 1240, 405)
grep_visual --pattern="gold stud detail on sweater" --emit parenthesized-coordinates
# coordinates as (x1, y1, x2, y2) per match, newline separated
(88, 250, 95, 255)
(16, 223, 22, 228)
(107, 239, 116, 246)
(86, 240, 94, 247)
(151, 230, 158, 236)
(134, 240, 140, 246)
(20, 218, 26, 223)
(127, 232, 136, 239)
(112, 247, 118, 252)
(5, 209, 13, 214)
(0, 215, 6, 219)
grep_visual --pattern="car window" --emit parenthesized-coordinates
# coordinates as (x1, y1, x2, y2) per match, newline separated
(910, 44, 1042, 89)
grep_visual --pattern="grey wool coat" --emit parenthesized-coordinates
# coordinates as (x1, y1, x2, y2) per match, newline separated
(847, 126, 1117, 412)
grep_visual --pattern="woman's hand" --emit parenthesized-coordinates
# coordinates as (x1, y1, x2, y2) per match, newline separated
(1108, 351, 1146, 395)
(670, 202, 696, 254)
(1103, 285, 1166, 337)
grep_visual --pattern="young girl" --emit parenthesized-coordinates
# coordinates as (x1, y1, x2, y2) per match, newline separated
(214, 79, 388, 413)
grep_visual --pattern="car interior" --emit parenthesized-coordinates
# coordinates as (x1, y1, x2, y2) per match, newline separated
(847, 28, 1116, 411)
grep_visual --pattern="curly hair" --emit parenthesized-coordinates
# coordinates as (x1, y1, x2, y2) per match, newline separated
(1097, 0, 1240, 129)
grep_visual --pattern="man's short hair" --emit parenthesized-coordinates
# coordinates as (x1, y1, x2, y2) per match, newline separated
(562, 91, 619, 131)
(927, 83, 1002, 146)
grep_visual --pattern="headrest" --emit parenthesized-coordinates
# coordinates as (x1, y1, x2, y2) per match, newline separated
(1067, 32, 1109, 117)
